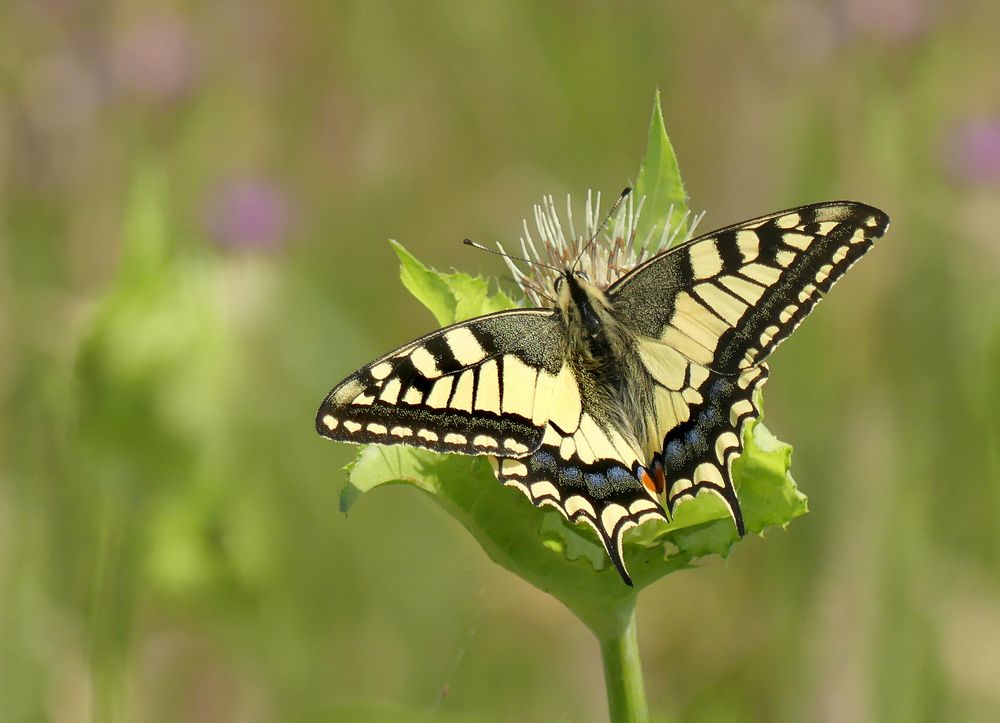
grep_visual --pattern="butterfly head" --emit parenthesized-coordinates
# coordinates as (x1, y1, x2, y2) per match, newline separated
(555, 268, 613, 341)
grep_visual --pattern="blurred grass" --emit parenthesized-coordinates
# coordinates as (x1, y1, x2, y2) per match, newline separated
(2, 1, 999, 722)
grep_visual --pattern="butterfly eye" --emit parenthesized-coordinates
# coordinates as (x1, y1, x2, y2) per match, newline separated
(554, 276, 564, 292)
(575, 270, 589, 281)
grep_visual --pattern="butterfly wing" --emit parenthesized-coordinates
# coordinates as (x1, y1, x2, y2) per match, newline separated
(317, 307, 666, 584)
(610, 201, 890, 526)
(316, 309, 566, 456)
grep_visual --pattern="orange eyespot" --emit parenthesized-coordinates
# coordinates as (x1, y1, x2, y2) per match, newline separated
(639, 468, 659, 495)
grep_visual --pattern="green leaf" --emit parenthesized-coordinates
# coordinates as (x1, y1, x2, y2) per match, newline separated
(634, 90, 689, 250)
(391, 240, 514, 325)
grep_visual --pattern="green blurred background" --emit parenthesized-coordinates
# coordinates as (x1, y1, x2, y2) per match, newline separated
(2, 2, 999, 721)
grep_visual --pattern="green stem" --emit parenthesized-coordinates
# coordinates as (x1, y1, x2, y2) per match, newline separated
(598, 606, 649, 723)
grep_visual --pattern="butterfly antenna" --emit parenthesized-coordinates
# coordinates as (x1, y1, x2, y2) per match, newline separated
(573, 187, 631, 272)
(463, 239, 561, 273)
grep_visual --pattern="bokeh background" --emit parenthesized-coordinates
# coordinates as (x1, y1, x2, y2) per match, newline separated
(2, 1, 999, 721)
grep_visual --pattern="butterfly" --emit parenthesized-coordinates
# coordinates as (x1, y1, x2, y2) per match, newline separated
(316, 199, 890, 585)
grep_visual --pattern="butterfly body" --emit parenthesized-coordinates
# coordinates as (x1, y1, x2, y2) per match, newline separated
(317, 201, 890, 584)
(557, 270, 659, 466)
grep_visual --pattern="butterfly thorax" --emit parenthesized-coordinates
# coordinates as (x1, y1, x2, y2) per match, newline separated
(556, 271, 656, 454)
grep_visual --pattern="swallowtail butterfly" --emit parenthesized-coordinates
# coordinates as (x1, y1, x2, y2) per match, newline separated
(316, 198, 889, 584)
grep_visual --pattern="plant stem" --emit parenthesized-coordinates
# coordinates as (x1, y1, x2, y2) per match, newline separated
(598, 605, 649, 723)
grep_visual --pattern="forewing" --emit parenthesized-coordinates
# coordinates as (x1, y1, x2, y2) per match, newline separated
(316, 309, 565, 457)
(609, 201, 890, 372)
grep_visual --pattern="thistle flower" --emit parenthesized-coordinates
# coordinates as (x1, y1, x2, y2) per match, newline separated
(496, 190, 704, 306)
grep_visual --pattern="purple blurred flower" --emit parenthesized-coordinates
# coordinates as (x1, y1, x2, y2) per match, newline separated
(114, 15, 197, 103)
(205, 177, 293, 250)
(945, 118, 1000, 185)
(846, 0, 931, 41)
(789, 0, 933, 54)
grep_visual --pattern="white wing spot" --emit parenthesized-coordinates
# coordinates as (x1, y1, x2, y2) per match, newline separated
(450, 371, 474, 412)
(503, 438, 530, 454)
(640, 339, 689, 389)
(671, 291, 723, 352)
(629, 498, 659, 515)
(715, 431, 739, 463)
(370, 362, 393, 380)
(445, 326, 487, 365)
(367, 423, 387, 434)
(776, 212, 801, 229)
(681, 387, 703, 405)
(344, 420, 362, 433)
(688, 364, 709, 389)
(559, 435, 576, 460)
(379, 377, 402, 404)
(600, 505, 629, 535)
(410, 346, 440, 377)
(417, 429, 438, 442)
(475, 359, 501, 414)
(425, 376, 454, 409)
(729, 398, 755, 426)
(694, 282, 747, 326)
(390, 426, 412, 437)
(321, 415, 338, 431)
(720, 275, 766, 304)
(782, 232, 812, 250)
(473, 434, 498, 448)
(690, 240, 724, 279)
(544, 365, 583, 432)
(775, 249, 796, 267)
(735, 230, 759, 262)
(741, 263, 781, 286)
(444, 432, 467, 445)
(694, 462, 724, 488)
(565, 495, 596, 518)
(500, 356, 537, 419)
(530, 480, 560, 501)
(502, 459, 528, 477)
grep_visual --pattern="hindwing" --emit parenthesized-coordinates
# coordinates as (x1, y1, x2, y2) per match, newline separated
(494, 407, 665, 586)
